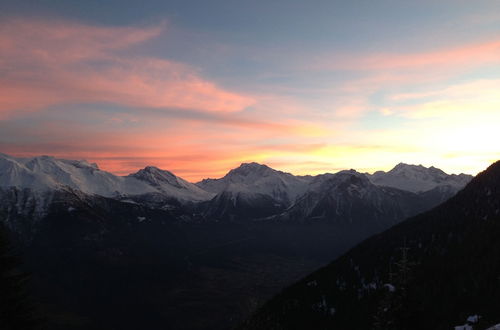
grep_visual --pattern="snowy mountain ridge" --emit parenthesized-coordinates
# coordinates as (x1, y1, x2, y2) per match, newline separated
(367, 162, 472, 193)
(0, 153, 212, 202)
(0, 153, 473, 209)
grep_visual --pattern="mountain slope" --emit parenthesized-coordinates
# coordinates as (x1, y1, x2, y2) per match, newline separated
(241, 160, 500, 330)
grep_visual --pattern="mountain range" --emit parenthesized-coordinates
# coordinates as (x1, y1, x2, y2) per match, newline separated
(0, 153, 472, 227)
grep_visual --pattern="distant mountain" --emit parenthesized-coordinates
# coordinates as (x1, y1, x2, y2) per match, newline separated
(0, 153, 153, 196)
(367, 162, 472, 193)
(197, 162, 471, 222)
(0, 153, 213, 206)
(196, 163, 311, 220)
(240, 161, 500, 330)
(197, 162, 311, 205)
(129, 166, 214, 202)
(276, 170, 429, 229)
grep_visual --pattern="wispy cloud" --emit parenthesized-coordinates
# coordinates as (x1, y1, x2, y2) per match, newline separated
(313, 39, 500, 72)
(0, 18, 254, 117)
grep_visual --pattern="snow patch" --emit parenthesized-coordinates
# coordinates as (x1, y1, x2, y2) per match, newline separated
(467, 315, 481, 324)
(455, 325, 473, 330)
(306, 280, 317, 287)
(383, 283, 396, 292)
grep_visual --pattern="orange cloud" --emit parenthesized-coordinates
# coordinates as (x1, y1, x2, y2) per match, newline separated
(0, 18, 254, 117)
(0, 109, 333, 181)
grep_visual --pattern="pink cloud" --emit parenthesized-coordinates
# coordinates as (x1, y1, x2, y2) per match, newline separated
(314, 39, 500, 72)
(0, 18, 254, 117)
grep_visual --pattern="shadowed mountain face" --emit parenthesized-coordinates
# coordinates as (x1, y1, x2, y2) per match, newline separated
(274, 171, 428, 227)
(0, 153, 474, 330)
(240, 161, 500, 330)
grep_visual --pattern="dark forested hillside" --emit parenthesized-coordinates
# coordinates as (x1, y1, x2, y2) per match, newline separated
(240, 161, 500, 330)
(0, 224, 41, 330)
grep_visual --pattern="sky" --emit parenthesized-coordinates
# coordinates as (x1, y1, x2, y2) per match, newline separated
(1, 0, 500, 181)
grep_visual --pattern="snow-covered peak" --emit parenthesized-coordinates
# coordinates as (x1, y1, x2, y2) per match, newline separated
(227, 162, 276, 179)
(389, 163, 446, 178)
(197, 162, 310, 204)
(0, 153, 156, 196)
(367, 163, 472, 193)
(312, 170, 374, 197)
(131, 166, 183, 188)
(129, 166, 214, 201)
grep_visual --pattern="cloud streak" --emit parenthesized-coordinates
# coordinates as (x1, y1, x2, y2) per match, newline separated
(314, 39, 500, 72)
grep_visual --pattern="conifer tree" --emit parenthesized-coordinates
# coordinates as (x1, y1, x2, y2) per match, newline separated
(373, 242, 415, 330)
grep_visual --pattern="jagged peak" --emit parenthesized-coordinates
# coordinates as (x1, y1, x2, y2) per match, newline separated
(388, 162, 448, 177)
(130, 166, 180, 184)
(236, 162, 271, 171)
(331, 170, 370, 184)
(336, 169, 363, 176)
(138, 165, 173, 175)
(392, 162, 425, 171)
(240, 161, 266, 167)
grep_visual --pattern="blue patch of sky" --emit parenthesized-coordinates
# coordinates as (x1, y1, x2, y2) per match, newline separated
(355, 110, 410, 131)
(5, 0, 499, 51)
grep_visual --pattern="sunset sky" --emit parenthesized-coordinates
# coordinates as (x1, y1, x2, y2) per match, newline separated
(1, 0, 500, 181)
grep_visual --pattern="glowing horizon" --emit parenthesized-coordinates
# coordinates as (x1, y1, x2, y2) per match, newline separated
(1, 1, 499, 181)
